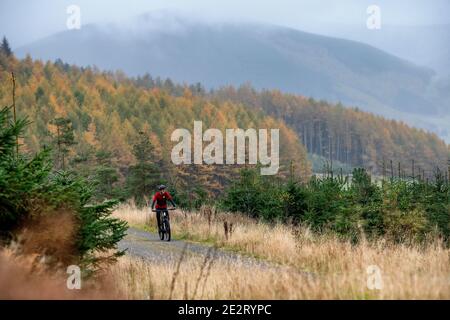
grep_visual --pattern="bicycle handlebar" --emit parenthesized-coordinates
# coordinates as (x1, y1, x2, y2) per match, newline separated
(152, 207, 176, 212)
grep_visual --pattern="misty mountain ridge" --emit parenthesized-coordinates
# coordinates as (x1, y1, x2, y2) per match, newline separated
(313, 23, 450, 77)
(15, 11, 450, 142)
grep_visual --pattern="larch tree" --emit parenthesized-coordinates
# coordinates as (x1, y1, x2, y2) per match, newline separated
(49, 117, 76, 170)
(0, 37, 12, 57)
(126, 132, 161, 206)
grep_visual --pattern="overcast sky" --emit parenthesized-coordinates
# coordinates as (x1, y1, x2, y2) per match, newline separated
(1, 0, 449, 47)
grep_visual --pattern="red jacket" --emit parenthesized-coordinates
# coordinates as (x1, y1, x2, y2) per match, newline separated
(152, 191, 173, 209)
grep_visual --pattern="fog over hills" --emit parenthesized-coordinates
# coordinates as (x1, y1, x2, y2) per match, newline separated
(302, 23, 450, 77)
(16, 11, 450, 142)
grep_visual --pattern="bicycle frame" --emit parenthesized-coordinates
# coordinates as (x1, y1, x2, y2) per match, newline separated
(152, 208, 175, 241)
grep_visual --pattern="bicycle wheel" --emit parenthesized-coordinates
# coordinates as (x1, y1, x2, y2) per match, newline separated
(164, 219, 171, 241)
(158, 225, 164, 240)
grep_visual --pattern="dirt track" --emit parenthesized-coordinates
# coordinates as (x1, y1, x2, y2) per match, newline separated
(119, 228, 314, 279)
(119, 228, 277, 268)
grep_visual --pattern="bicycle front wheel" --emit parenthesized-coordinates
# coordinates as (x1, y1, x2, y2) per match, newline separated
(164, 219, 171, 242)
(158, 217, 164, 240)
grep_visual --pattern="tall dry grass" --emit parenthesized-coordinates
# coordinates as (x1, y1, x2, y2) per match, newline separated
(0, 244, 120, 299)
(112, 204, 450, 299)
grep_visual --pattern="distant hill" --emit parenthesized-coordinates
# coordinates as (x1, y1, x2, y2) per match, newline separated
(15, 12, 450, 142)
(313, 23, 450, 77)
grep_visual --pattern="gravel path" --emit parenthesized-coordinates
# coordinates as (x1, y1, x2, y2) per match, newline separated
(119, 228, 274, 268)
(119, 228, 314, 279)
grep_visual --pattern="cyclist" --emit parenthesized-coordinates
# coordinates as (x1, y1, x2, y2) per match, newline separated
(151, 185, 176, 233)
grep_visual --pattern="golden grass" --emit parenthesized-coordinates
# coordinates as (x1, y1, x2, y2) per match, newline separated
(112, 204, 450, 299)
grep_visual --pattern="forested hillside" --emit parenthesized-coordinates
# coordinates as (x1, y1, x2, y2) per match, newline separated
(212, 85, 449, 175)
(16, 13, 450, 143)
(0, 55, 310, 199)
(1, 55, 448, 201)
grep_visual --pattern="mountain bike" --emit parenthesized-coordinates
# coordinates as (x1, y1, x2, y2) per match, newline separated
(152, 208, 175, 241)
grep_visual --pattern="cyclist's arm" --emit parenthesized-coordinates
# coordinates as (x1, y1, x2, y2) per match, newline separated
(167, 193, 176, 208)
(151, 195, 156, 210)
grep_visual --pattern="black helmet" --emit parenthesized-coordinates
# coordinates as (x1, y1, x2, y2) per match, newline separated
(158, 184, 167, 190)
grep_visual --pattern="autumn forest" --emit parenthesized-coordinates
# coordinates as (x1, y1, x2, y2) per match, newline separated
(1, 52, 448, 198)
